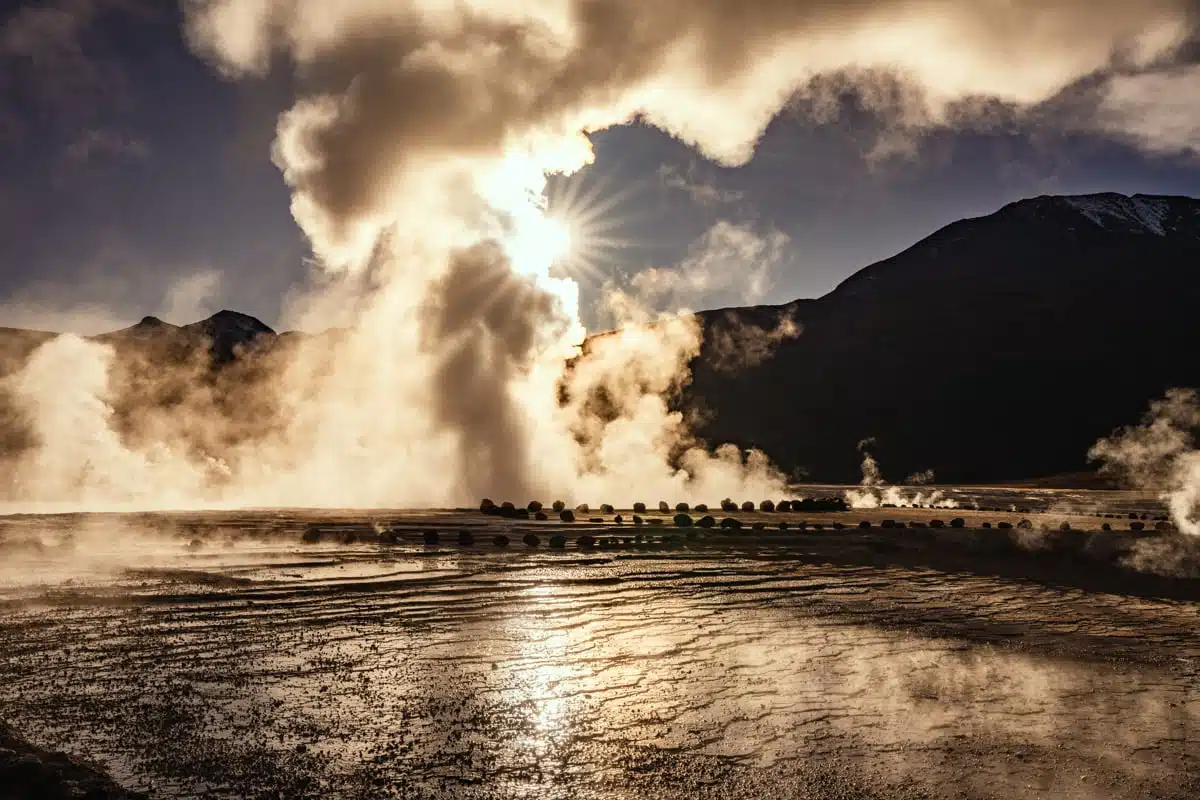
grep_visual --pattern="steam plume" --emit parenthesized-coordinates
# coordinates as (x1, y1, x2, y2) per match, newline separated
(7, 1, 1197, 509)
(1090, 389, 1200, 535)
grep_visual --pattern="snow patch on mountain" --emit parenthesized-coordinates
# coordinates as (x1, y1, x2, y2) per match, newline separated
(1063, 193, 1173, 236)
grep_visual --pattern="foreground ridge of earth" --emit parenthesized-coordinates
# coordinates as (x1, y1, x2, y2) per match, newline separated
(0, 488, 1197, 799)
(0, 719, 147, 799)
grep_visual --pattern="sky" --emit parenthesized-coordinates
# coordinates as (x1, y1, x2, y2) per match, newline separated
(1, 0, 1199, 335)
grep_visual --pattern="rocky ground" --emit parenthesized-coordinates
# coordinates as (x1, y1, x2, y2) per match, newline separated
(0, 488, 1196, 799)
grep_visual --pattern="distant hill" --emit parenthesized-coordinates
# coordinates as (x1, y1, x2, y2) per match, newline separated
(1, 192, 1198, 485)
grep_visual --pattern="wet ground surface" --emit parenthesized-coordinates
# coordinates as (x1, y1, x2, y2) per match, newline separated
(0, 488, 1197, 799)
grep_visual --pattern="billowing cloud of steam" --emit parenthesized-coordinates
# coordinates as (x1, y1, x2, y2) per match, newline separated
(629, 222, 789, 316)
(5, 0, 1198, 510)
(1089, 389, 1200, 535)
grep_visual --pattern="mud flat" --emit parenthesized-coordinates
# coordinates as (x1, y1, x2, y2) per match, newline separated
(0, 489, 1196, 799)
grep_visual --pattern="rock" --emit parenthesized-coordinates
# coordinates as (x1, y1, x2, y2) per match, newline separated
(578, 535, 596, 549)
(950, 518, 965, 528)
(673, 514, 694, 527)
(659, 501, 671, 512)
(720, 517, 742, 530)
(721, 499, 738, 512)
(982, 522, 992, 529)
(1101, 523, 1112, 531)
(549, 535, 567, 548)
(1017, 519, 1033, 529)
(1130, 521, 1145, 531)
(535, 511, 548, 521)
(633, 502, 647, 513)
(752, 522, 767, 530)
(777, 500, 793, 512)
(632, 515, 644, 525)
(675, 502, 690, 512)
(1059, 522, 1072, 532)
(1155, 520, 1174, 532)
(423, 531, 440, 545)
(760, 500, 776, 512)
(493, 535, 510, 547)
(302, 526, 322, 543)
(576, 503, 590, 513)
(523, 533, 540, 547)
(614, 515, 624, 524)
(881, 520, 897, 529)
(480, 498, 497, 513)
(741, 501, 755, 512)
(697, 515, 716, 528)
(457, 530, 475, 546)
(929, 520, 945, 529)
(859, 520, 872, 529)
(998, 522, 1013, 530)
(600, 503, 616, 514)
(695, 503, 709, 512)
(832, 522, 845, 530)
(527, 500, 543, 512)
(778, 521, 790, 530)
(559, 509, 576, 522)
(501, 501, 516, 512)
(552, 500, 566, 512)
(589, 517, 604, 523)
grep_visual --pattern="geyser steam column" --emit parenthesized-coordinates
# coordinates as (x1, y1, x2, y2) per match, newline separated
(183, 0, 1193, 507)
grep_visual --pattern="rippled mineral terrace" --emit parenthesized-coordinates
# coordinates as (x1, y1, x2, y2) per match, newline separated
(0, 491, 1197, 799)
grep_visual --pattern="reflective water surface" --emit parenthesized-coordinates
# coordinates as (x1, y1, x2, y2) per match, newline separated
(0, 502, 1196, 799)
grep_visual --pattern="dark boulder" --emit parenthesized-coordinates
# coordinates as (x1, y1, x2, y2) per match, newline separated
(760, 500, 775, 512)
(423, 531, 440, 545)
(457, 530, 475, 546)
(480, 498, 497, 513)
(552, 500, 566, 512)
(527, 500, 543, 512)
(493, 535, 510, 547)
(549, 535, 567, 548)
(674, 514, 694, 527)
(560, 509, 576, 522)
(600, 503, 616, 514)
(950, 518, 965, 529)
(523, 533, 541, 547)
(633, 502, 647, 513)
(535, 511, 548, 521)
(697, 515, 716, 528)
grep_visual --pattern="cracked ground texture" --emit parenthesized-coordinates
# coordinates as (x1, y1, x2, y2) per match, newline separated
(0, 491, 1196, 799)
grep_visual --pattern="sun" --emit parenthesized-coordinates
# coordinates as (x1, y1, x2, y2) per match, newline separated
(536, 215, 573, 265)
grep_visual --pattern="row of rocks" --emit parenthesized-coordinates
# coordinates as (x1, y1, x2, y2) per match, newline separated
(480, 497, 853, 518)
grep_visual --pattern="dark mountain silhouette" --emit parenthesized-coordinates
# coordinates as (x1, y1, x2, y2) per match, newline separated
(682, 192, 1200, 482)
(0, 191, 1197, 484)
